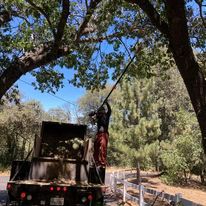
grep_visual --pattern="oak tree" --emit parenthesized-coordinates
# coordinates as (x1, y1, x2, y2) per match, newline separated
(0, 0, 206, 153)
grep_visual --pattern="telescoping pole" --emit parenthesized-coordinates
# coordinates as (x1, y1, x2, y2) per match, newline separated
(100, 55, 136, 108)
(98, 45, 142, 109)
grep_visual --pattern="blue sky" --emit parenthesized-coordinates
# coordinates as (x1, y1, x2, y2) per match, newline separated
(17, 70, 85, 112)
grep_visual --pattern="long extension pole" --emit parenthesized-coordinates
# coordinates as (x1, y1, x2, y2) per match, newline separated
(99, 55, 136, 109)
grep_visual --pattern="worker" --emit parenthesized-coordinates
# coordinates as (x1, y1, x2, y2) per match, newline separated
(89, 101, 111, 182)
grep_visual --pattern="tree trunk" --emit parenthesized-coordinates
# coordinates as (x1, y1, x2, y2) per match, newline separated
(166, 0, 206, 154)
(200, 174, 205, 184)
(183, 170, 188, 183)
(136, 161, 141, 184)
(200, 168, 206, 184)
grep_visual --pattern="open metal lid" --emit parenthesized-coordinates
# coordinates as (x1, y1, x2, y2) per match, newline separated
(40, 121, 87, 142)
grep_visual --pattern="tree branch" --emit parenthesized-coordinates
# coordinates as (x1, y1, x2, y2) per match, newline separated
(118, 37, 132, 59)
(54, 0, 70, 46)
(26, 0, 56, 38)
(79, 31, 127, 43)
(76, 0, 103, 41)
(0, 25, 129, 99)
(85, 0, 89, 10)
(125, 0, 169, 37)
(12, 12, 31, 26)
(0, 10, 11, 26)
(194, 0, 206, 28)
(79, 25, 144, 43)
(0, 9, 31, 26)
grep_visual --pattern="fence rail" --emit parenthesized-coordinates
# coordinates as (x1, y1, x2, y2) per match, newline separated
(109, 171, 203, 206)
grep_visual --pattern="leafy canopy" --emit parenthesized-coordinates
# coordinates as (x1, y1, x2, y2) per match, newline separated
(1, 0, 205, 95)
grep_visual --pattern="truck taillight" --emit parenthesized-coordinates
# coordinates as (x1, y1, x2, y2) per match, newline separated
(57, 187, 61, 191)
(7, 184, 12, 190)
(50, 186, 54, 191)
(20, 192, 26, 200)
(88, 194, 93, 201)
(63, 187, 67, 192)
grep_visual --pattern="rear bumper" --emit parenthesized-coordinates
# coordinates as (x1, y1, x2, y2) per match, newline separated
(7, 182, 104, 206)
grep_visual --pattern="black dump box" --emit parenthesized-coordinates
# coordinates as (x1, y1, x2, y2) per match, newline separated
(7, 121, 105, 206)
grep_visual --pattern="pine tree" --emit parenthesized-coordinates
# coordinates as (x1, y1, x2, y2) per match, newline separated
(108, 76, 162, 167)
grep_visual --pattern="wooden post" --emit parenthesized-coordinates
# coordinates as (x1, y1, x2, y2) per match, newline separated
(136, 161, 141, 185)
(123, 180, 127, 202)
(113, 174, 117, 194)
(139, 185, 144, 206)
(175, 193, 182, 204)
(110, 172, 114, 191)
(161, 191, 165, 200)
(123, 171, 126, 180)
